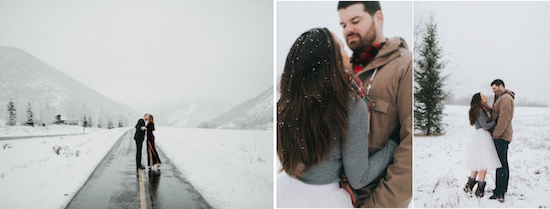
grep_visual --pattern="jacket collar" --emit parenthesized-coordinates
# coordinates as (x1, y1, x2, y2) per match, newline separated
(355, 37, 408, 76)
(497, 89, 516, 100)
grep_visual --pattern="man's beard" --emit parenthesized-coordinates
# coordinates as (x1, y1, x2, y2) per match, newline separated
(347, 20, 377, 53)
(493, 89, 502, 98)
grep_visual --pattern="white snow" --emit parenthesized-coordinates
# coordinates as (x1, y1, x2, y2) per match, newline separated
(155, 101, 234, 128)
(154, 126, 274, 209)
(0, 124, 90, 137)
(414, 105, 550, 208)
(0, 126, 128, 209)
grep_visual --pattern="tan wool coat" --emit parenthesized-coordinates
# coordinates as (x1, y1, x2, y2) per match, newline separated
(491, 89, 515, 141)
(354, 37, 412, 208)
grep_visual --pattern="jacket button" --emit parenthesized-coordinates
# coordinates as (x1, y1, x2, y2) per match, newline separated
(371, 102, 376, 108)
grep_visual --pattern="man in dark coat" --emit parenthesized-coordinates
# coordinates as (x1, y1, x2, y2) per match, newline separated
(134, 114, 148, 169)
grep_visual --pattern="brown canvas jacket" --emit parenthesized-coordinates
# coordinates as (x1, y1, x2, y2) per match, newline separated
(354, 37, 412, 208)
(491, 89, 515, 141)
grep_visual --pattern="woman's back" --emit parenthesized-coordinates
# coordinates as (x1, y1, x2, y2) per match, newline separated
(298, 94, 397, 190)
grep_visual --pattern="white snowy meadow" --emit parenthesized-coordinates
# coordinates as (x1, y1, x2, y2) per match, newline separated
(414, 105, 550, 208)
(0, 125, 273, 209)
(0, 126, 127, 209)
(0, 124, 91, 137)
(155, 127, 273, 209)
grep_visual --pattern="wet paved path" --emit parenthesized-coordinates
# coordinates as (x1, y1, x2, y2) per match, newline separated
(66, 130, 211, 209)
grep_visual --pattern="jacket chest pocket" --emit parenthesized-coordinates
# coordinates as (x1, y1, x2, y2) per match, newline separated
(370, 99, 389, 114)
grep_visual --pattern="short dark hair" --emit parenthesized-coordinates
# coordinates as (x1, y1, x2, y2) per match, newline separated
(490, 79, 505, 88)
(337, 1, 381, 16)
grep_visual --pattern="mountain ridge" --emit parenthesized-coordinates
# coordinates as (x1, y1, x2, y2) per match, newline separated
(0, 47, 139, 126)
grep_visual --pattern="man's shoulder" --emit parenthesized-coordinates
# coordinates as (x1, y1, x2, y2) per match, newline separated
(498, 92, 514, 103)
(385, 37, 412, 62)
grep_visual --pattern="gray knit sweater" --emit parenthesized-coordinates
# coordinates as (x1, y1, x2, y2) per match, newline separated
(475, 109, 496, 130)
(298, 94, 398, 190)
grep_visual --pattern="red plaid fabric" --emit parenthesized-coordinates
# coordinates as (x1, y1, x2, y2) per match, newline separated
(481, 103, 492, 120)
(346, 72, 367, 99)
(352, 42, 385, 74)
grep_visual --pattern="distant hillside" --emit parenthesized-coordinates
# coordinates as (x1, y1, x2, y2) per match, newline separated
(0, 47, 139, 126)
(208, 87, 273, 130)
(155, 101, 234, 128)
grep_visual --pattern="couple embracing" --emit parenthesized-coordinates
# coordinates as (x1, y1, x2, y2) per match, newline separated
(463, 79, 515, 203)
(277, 1, 412, 208)
(133, 113, 162, 170)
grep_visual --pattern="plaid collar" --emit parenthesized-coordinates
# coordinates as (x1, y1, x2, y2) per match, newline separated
(352, 42, 385, 74)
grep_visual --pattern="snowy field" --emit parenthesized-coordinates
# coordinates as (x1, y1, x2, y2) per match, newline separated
(0, 123, 90, 137)
(155, 127, 274, 209)
(414, 105, 550, 208)
(0, 126, 128, 209)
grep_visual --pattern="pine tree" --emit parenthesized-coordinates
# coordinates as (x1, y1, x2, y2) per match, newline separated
(26, 102, 34, 127)
(118, 119, 123, 128)
(7, 99, 17, 126)
(414, 14, 448, 136)
(88, 115, 93, 127)
(82, 115, 88, 128)
(107, 119, 114, 129)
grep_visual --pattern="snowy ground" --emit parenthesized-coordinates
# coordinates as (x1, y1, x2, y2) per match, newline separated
(0, 126, 128, 209)
(414, 105, 550, 208)
(155, 127, 274, 209)
(0, 124, 89, 137)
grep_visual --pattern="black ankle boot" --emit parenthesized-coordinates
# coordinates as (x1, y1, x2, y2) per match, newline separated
(463, 177, 477, 193)
(475, 181, 486, 197)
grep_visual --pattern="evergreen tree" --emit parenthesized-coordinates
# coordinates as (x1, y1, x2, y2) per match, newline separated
(82, 115, 88, 128)
(26, 102, 34, 127)
(414, 14, 448, 136)
(118, 119, 123, 128)
(88, 115, 93, 127)
(7, 99, 17, 126)
(107, 119, 114, 129)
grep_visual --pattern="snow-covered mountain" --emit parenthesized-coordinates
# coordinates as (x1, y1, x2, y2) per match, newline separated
(209, 86, 273, 130)
(0, 47, 139, 126)
(155, 101, 234, 128)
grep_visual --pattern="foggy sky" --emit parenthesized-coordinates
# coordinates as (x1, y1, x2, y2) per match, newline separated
(276, 1, 413, 87)
(415, 1, 550, 105)
(0, 0, 273, 113)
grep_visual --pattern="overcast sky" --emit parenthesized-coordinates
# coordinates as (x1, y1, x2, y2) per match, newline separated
(276, 1, 413, 88)
(0, 0, 273, 113)
(415, 1, 550, 105)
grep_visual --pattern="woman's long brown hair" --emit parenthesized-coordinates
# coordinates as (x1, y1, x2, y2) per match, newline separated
(147, 114, 155, 131)
(469, 93, 481, 126)
(277, 28, 352, 179)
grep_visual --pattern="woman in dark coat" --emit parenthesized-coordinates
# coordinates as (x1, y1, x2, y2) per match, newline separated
(146, 114, 161, 169)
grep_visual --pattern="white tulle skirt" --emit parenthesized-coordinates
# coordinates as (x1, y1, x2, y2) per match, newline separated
(463, 129, 502, 171)
(277, 173, 353, 208)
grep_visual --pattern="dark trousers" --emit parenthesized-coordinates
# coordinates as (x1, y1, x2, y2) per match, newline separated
(494, 138, 510, 195)
(135, 138, 145, 166)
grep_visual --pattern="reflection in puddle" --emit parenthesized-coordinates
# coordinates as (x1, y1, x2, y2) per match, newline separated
(148, 169, 161, 197)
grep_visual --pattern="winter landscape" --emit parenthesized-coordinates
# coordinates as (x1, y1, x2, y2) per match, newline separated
(0, 0, 274, 206)
(0, 47, 274, 208)
(0, 46, 274, 208)
(414, 105, 550, 208)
